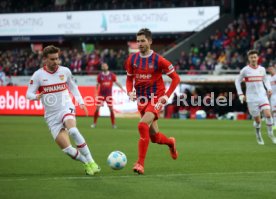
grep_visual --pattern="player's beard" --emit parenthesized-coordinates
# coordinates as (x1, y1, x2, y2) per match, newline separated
(47, 64, 58, 72)
(139, 46, 145, 53)
(139, 46, 149, 55)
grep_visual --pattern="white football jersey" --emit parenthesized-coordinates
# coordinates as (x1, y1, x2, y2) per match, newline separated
(270, 74, 276, 96)
(26, 66, 84, 117)
(235, 65, 271, 102)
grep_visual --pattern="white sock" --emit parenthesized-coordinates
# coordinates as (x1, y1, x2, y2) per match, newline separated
(273, 113, 276, 126)
(265, 117, 274, 138)
(253, 121, 261, 134)
(68, 127, 85, 145)
(62, 145, 87, 163)
(68, 127, 94, 163)
(77, 144, 94, 163)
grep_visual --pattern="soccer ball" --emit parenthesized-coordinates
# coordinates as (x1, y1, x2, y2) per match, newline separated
(195, 110, 207, 119)
(107, 151, 127, 170)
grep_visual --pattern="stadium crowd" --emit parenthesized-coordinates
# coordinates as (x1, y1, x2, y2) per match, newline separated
(176, 4, 276, 73)
(1, 3, 275, 76)
(0, 48, 128, 76)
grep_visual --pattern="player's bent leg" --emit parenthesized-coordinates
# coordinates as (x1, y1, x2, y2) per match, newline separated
(263, 109, 276, 144)
(65, 120, 95, 162)
(140, 111, 155, 124)
(149, 121, 178, 160)
(249, 103, 264, 145)
(65, 119, 100, 173)
(56, 130, 95, 175)
(253, 117, 264, 145)
(55, 129, 71, 149)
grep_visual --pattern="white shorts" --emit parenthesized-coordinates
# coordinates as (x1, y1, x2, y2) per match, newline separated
(270, 95, 276, 112)
(45, 107, 76, 140)
(247, 98, 270, 117)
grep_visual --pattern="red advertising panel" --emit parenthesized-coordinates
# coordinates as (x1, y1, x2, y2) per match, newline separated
(0, 86, 97, 116)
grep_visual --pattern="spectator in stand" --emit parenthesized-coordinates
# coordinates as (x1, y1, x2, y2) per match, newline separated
(0, 66, 6, 86)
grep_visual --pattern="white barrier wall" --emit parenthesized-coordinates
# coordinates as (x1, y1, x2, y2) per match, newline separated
(7, 75, 237, 86)
(2, 74, 236, 116)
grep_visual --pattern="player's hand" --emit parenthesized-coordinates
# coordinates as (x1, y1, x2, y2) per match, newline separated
(80, 104, 89, 116)
(36, 91, 45, 100)
(154, 95, 169, 111)
(128, 91, 137, 101)
(267, 90, 272, 98)
(239, 94, 246, 104)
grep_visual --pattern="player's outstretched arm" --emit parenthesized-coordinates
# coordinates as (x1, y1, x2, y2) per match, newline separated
(235, 72, 246, 104)
(126, 74, 136, 101)
(95, 83, 99, 97)
(66, 68, 85, 105)
(66, 69, 88, 115)
(125, 55, 135, 100)
(26, 72, 42, 100)
(115, 81, 126, 93)
(165, 72, 180, 98)
(79, 104, 89, 116)
(263, 73, 272, 98)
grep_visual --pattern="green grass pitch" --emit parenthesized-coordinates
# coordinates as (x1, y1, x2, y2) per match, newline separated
(0, 116, 276, 199)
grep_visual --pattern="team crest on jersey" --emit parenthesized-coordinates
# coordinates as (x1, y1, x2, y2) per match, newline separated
(30, 80, 33, 85)
(59, 75, 64, 80)
(149, 64, 153, 69)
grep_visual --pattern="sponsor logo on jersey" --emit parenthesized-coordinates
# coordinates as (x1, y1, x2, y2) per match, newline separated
(244, 76, 263, 82)
(102, 82, 111, 86)
(136, 74, 152, 80)
(59, 75, 64, 80)
(43, 79, 48, 82)
(39, 83, 67, 93)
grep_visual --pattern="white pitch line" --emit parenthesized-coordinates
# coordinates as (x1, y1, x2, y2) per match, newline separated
(1, 171, 276, 182)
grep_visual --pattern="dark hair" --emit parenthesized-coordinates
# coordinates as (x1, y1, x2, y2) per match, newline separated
(43, 45, 60, 58)
(137, 28, 152, 40)
(247, 49, 258, 56)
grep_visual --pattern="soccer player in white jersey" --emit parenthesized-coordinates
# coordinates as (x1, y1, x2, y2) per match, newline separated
(267, 64, 276, 130)
(235, 50, 276, 145)
(26, 45, 100, 175)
